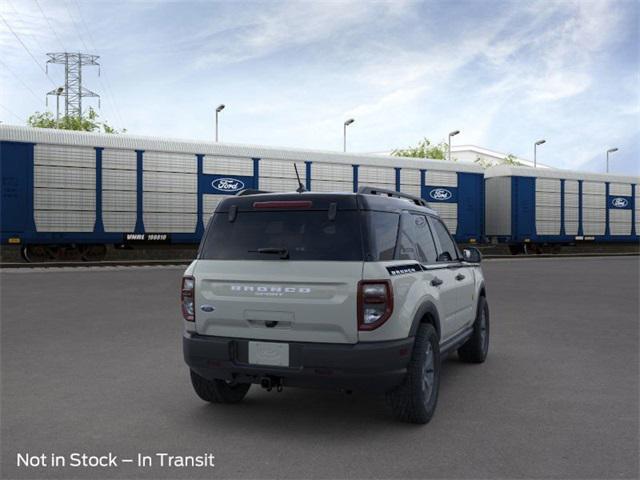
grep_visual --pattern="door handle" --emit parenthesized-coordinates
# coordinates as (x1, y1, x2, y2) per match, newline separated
(455, 273, 465, 281)
(431, 277, 443, 287)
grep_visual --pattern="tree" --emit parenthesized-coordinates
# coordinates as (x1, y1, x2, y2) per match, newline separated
(474, 153, 524, 168)
(503, 153, 522, 166)
(391, 138, 452, 160)
(27, 107, 125, 133)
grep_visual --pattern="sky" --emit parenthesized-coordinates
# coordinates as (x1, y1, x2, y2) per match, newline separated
(0, 0, 638, 175)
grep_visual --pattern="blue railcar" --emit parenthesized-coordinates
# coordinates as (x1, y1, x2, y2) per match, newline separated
(0, 125, 485, 260)
(484, 165, 639, 252)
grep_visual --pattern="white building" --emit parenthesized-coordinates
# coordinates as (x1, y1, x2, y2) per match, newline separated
(451, 145, 551, 169)
(369, 145, 552, 169)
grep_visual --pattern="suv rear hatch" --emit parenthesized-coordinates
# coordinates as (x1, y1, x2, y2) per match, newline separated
(193, 195, 364, 344)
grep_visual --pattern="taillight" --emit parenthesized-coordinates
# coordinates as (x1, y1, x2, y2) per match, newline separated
(357, 280, 393, 331)
(253, 200, 313, 209)
(181, 276, 195, 322)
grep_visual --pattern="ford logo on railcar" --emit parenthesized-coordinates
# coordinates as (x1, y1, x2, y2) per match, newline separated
(429, 188, 452, 201)
(212, 178, 245, 192)
(612, 197, 629, 208)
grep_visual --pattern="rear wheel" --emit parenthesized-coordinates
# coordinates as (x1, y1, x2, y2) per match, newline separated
(458, 296, 490, 363)
(387, 323, 440, 424)
(190, 370, 251, 404)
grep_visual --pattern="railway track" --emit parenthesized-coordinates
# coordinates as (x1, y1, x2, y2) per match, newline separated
(1, 252, 637, 269)
(0, 259, 192, 269)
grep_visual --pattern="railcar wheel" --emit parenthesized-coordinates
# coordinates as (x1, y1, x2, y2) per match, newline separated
(21, 245, 52, 263)
(79, 244, 107, 262)
(508, 244, 523, 255)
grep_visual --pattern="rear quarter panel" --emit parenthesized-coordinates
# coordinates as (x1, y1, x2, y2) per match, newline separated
(359, 261, 443, 342)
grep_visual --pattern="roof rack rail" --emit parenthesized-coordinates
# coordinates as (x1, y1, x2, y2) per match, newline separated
(357, 186, 428, 207)
(235, 189, 271, 196)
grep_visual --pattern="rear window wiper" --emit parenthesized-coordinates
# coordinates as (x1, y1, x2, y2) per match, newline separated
(248, 247, 290, 259)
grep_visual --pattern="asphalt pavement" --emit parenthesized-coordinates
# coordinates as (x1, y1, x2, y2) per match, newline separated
(1, 257, 638, 479)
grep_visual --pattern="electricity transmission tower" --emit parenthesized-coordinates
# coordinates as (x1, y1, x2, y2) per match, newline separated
(46, 53, 100, 118)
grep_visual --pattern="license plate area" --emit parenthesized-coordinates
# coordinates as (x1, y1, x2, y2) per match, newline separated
(248, 341, 290, 367)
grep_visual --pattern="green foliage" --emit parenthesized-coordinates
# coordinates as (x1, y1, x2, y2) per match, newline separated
(503, 153, 522, 166)
(27, 107, 125, 134)
(474, 156, 492, 168)
(474, 153, 524, 168)
(391, 138, 452, 161)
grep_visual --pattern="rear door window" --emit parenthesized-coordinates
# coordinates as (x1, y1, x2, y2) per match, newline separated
(428, 216, 459, 262)
(199, 210, 363, 261)
(412, 214, 438, 263)
(395, 213, 437, 263)
(363, 211, 399, 261)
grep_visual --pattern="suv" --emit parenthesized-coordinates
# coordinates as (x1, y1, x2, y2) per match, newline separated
(182, 187, 489, 424)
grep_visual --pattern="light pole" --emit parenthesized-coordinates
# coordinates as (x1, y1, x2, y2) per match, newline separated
(606, 148, 618, 173)
(55, 87, 64, 122)
(448, 130, 460, 161)
(215, 104, 225, 142)
(534, 139, 546, 168)
(343, 118, 354, 152)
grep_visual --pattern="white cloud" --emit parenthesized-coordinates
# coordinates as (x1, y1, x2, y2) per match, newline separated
(0, 0, 637, 175)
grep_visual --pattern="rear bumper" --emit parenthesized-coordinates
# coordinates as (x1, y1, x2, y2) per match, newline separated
(183, 332, 414, 393)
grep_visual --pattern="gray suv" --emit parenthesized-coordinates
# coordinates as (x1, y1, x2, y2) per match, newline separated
(182, 187, 489, 424)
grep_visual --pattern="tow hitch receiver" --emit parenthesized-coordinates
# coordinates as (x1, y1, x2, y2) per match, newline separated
(260, 376, 284, 392)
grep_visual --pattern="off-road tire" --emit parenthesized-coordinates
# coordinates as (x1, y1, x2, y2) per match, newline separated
(190, 370, 251, 404)
(458, 296, 490, 363)
(387, 323, 440, 424)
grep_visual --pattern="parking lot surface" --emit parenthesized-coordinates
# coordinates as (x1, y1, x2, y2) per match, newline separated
(1, 257, 638, 479)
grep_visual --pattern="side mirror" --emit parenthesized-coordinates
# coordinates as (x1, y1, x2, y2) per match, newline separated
(463, 247, 482, 263)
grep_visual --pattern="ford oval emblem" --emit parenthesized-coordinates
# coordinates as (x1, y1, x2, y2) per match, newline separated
(211, 178, 245, 192)
(429, 188, 452, 201)
(612, 197, 629, 208)
(200, 305, 215, 312)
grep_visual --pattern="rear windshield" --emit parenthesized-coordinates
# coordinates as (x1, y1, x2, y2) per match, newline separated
(199, 210, 364, 261)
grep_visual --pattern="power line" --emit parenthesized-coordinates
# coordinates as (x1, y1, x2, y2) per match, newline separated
(5, 0, 63, 90)
(8, 0, 48, 50)
(0, 103, 24, 123)
(0, 58, 43, 103)
(0, 13, 57, 88)
(34, 0, 67, 52)
(62, 0, 91, 53)
(46, 53, 100, 117)
(70, 0, 126, 127)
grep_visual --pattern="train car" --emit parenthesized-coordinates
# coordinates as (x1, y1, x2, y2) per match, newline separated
(0, 125, 485, 261)
(484, 165, 639, 253)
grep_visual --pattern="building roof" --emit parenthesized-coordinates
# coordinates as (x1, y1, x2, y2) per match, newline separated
(451, 144, 552, 169)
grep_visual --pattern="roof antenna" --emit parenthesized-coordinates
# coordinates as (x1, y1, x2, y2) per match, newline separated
(294, 163, 306, 193)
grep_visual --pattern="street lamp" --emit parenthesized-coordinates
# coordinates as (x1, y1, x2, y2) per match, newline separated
(215, 104, 225, 142)
(448, 130, 460, 162)
(534, 139, 546, 168)
(606, 148, 618, 173)
(343, 118, 354, 152)
(55, 87, 64, 122)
